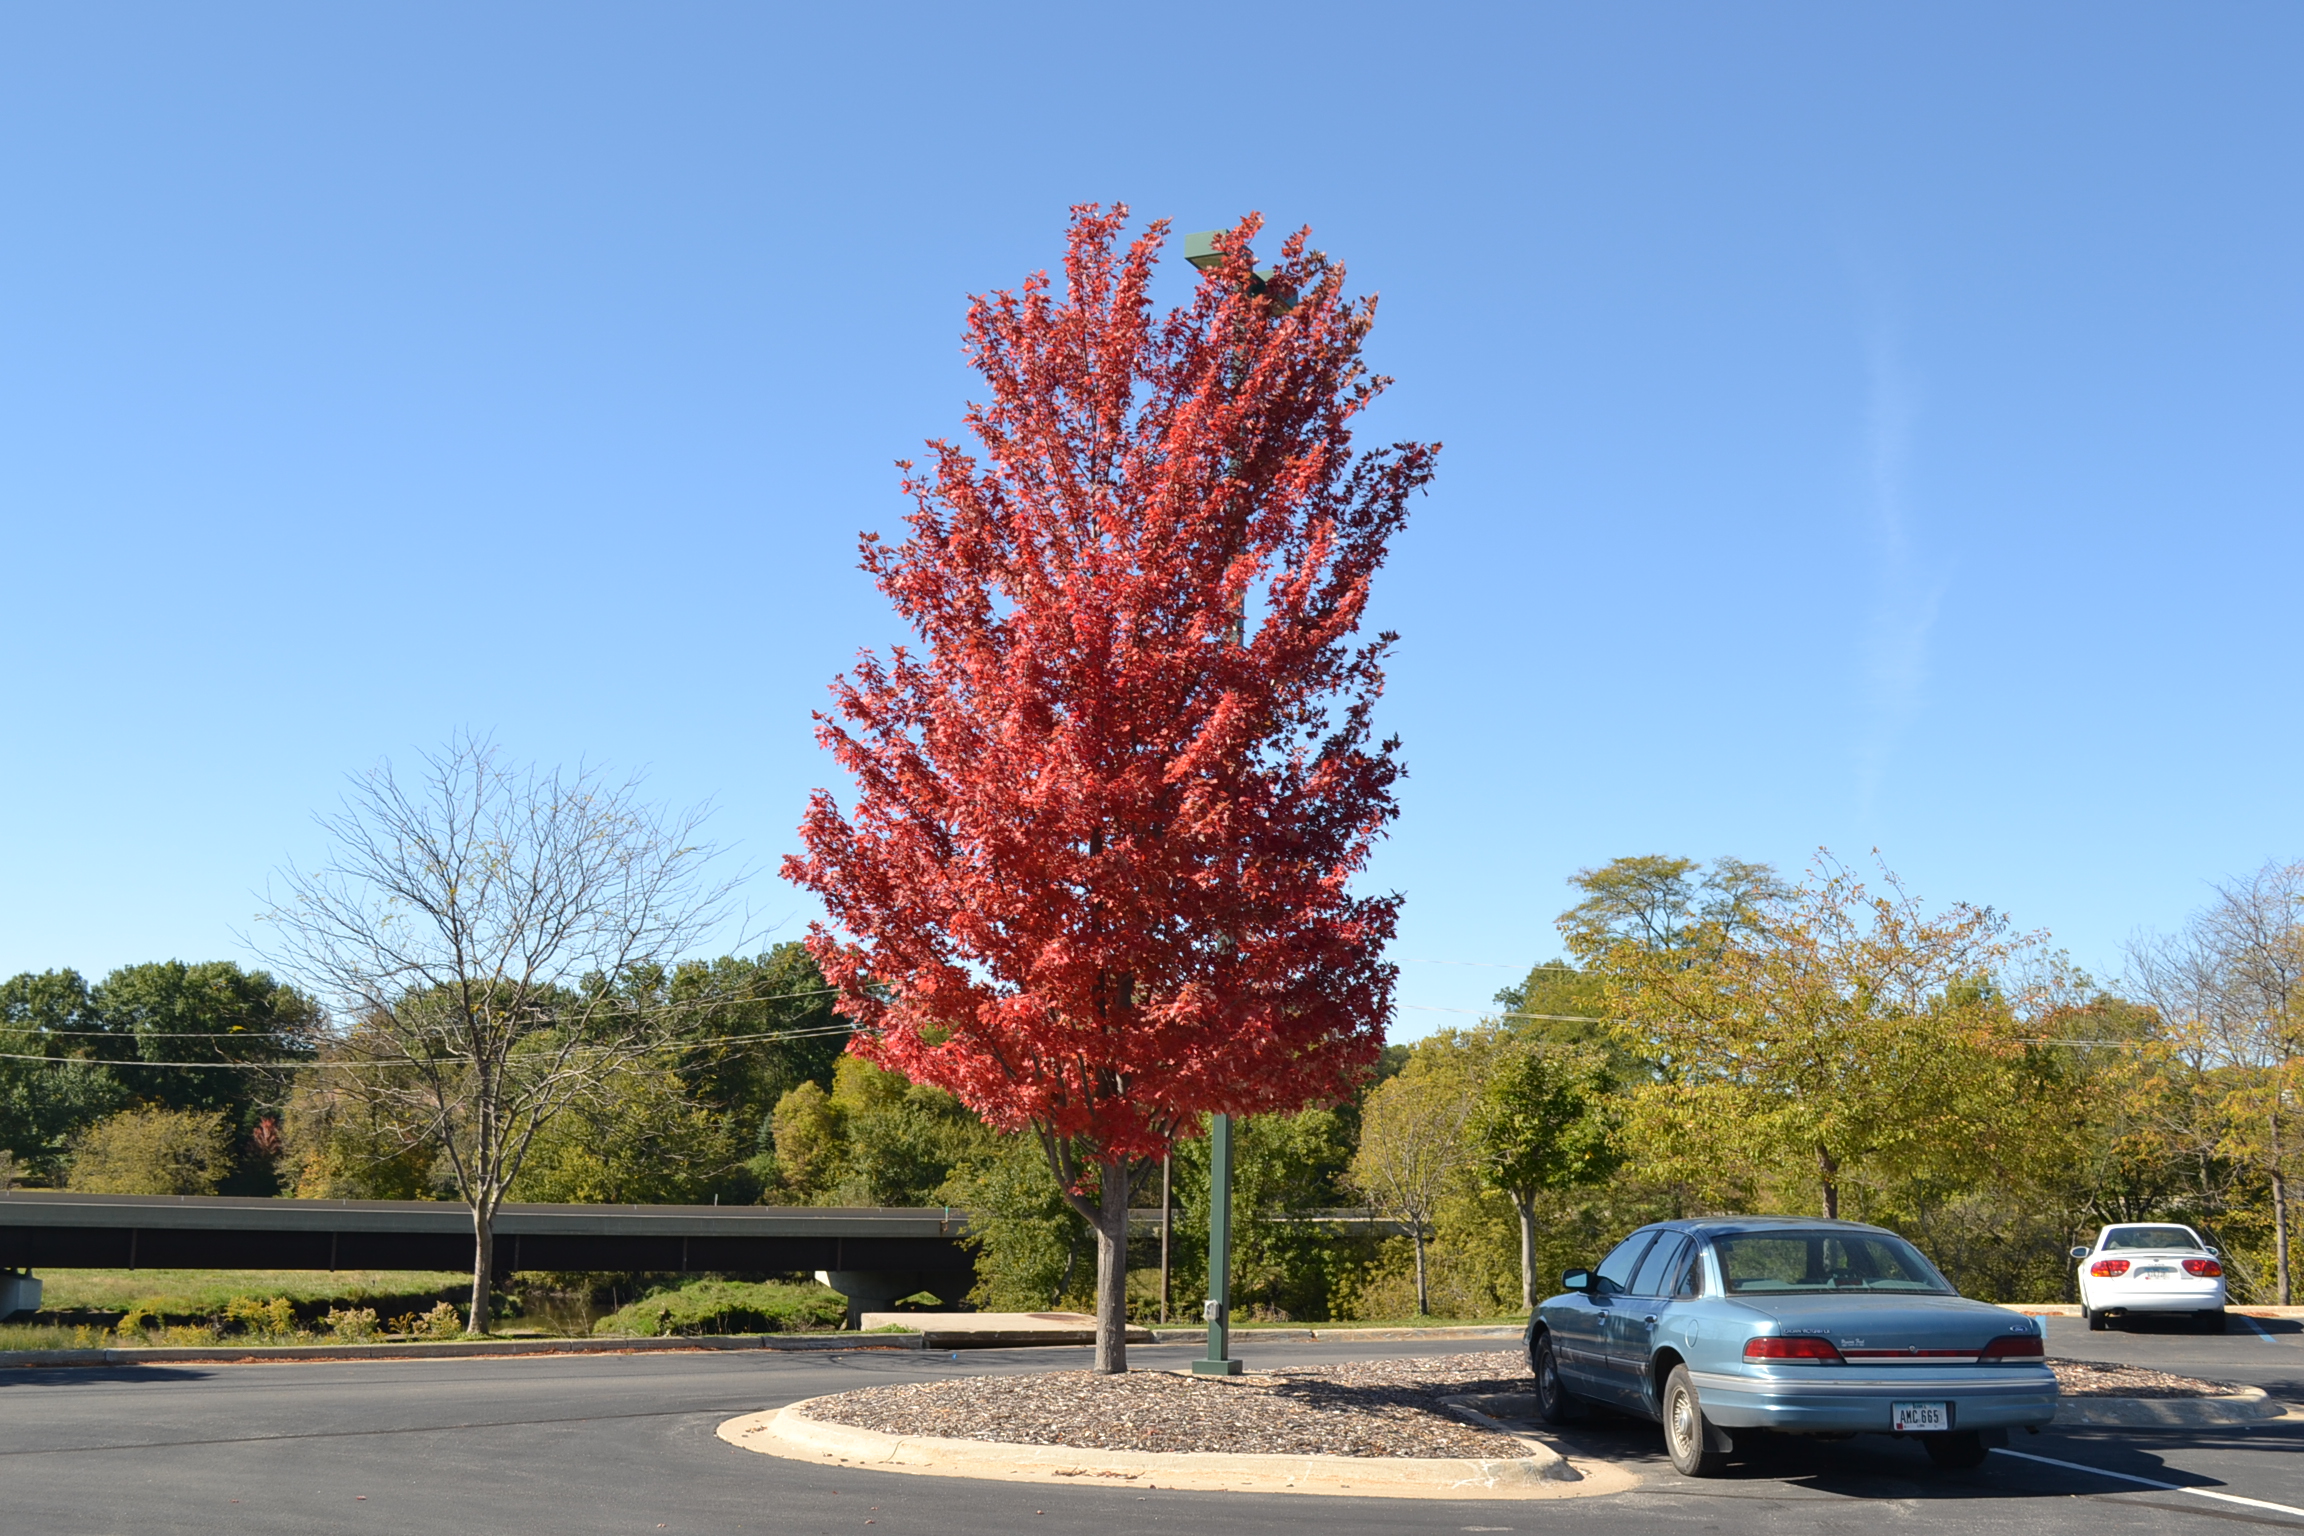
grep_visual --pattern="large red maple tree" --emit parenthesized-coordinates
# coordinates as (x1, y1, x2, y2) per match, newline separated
(783, 205, 1436, 1371)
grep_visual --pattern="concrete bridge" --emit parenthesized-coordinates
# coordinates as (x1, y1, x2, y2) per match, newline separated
(0, 1191, 974, 1324)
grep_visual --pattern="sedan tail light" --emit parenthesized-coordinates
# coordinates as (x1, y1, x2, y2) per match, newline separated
(2090, 1259, 2130, 1278)
(1744, 1335, 1845, 1364)
(1979, 1333, 2045, 1360)
(2183, 1258, 2222, 1277)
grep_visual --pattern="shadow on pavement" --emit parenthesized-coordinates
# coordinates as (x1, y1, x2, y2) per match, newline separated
(0, 1365, 215, 1388)
(1525, 1415, 2304, 1502)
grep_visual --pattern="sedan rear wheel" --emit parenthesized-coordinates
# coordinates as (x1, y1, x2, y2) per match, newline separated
(1531, 1332, 1586, 1425)
(1662, 1364, 1726, 1477)
(2198, 1310, 2228, 1334)
(2085, 1305, 2107, 1331)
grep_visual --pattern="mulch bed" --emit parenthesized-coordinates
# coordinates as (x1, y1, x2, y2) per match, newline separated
(2049, 1358, 2236, 1398)
(801, 1347, 2244, 1459)
(802, 1350, 1531, 1459)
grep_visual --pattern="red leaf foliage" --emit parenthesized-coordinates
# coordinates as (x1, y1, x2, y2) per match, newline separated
(782, 205, 1437, 1163)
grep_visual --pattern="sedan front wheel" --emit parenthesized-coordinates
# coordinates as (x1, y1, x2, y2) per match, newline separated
(1531, 1332, 1586, 1426)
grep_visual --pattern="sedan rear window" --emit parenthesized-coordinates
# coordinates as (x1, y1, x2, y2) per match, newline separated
(2100, 1226, 2201, 1251)
(1714, 1232, 1952, 1295)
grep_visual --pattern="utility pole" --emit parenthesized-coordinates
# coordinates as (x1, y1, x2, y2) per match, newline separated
(1159, 1151, 1172, 1326)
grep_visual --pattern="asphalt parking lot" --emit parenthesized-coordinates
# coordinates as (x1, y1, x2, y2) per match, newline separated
(0, 1314, 2296, 1535)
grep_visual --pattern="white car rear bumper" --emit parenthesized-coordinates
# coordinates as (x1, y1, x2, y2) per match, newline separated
(2082, 1279, 2224, 1313)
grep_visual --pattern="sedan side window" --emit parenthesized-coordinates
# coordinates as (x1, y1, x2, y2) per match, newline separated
(1630, 1235, 1690, 1297)
(1594, 1232, 1657, 1294)
(1670, 1243, 1707, 1299)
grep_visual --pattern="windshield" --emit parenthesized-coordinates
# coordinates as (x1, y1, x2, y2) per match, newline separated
(1714, 1231, 1953, 1295)
(2101, 1226, 2201, 1252)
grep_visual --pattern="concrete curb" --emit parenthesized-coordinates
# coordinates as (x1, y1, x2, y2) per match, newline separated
(1144, 1326, 1525, 1345)
(0, 1332, 924, 1369)
(2054, 1386, 2292, 1427)
(2001, 1304, 2304, 1319)
(717, 1395, 1638, 1500)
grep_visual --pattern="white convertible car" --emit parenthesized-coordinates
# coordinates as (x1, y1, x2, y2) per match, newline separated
(2073, 1223, 2227, 1332)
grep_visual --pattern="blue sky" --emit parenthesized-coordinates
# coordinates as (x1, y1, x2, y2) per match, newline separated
(2, 4, 2297, 1034)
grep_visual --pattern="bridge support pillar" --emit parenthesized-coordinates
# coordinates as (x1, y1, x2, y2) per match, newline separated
(814, 1270, 970, 1329)
(0, 1270, 40, 1322)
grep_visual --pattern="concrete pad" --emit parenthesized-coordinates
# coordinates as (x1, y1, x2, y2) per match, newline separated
(857, 1311, 1154, 1347)
(2053, 1386, 2290, 1427)
(718, 1396, 1635, 1499)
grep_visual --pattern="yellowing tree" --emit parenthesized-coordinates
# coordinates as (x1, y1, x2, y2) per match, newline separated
(67, 1107, 233, 1195)
(1572, 854, 2067, 1220)
(2128, 860, 2304, 1304)
(1350, 1046, 1477, 1314)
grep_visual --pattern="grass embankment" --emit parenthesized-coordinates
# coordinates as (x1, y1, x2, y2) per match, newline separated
(37, 1268, 468, 1316)
(591, 1278, 847, 1337)
(1, 1268, 473, 1349)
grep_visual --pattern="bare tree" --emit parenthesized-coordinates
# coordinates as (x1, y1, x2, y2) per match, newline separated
(2128, 860, 2304, 1304)
(262, 735, 737, 1333)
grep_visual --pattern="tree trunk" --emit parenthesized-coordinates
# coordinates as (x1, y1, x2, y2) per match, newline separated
(1413, 1229, 1429, 1316)
(467, 1203, 493, 1337)
(1513, 1192, 1537, 1314)
(1092, 1154, 1133, 1374)
(1817, 1147, 1840, 1221)
(2274, 1170, 2292, 1307)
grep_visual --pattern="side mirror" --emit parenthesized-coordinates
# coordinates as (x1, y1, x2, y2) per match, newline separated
(2205, 1246, 2220, 1258)
(1562, 1268, 1592, 1293)
(2069, 1246, 2090, 1260)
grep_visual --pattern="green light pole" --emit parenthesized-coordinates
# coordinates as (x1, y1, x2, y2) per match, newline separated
(1181, 226, 1283, 1379)
(1193, 1111, 1242, 1375)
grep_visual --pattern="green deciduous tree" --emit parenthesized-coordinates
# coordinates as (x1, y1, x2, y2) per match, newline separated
(90, 960, 320, 1192)
(509, 1058, 740, 1205)
(0, 970, 124, 1183)
(1469, 1038, 1618, 1311)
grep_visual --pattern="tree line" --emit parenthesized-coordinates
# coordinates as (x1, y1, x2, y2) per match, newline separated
(9, 849, 2294, 1316)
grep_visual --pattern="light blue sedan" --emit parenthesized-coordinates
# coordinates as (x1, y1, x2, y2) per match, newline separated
(1526, 1217, 2057, 1475)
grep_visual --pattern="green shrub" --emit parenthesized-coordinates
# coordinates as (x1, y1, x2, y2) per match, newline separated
(386, 1300, 463, 1339)
(222, 1295, 299, 1339)
(592, 1278, 846, 1337)
(324, 1306, 380, 1341)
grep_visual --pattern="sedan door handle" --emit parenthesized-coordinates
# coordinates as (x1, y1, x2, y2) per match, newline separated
(1643, 1315, 1657, 1324)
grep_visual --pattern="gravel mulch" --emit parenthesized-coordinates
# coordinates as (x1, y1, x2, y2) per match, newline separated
(2049, 1358, 2236, 1398)
(802, 1350, 1532, 1459)
(800, 1348, 2239, 1460)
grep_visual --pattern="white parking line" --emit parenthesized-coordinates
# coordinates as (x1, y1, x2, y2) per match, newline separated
(2238, 1313, 2290, 1346)
(1994, 1447, 2304, 1520)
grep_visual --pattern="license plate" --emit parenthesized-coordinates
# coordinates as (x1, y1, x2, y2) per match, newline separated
(1893, 1401, 1949, 1433)
(2135, 1267, 2172, 1281)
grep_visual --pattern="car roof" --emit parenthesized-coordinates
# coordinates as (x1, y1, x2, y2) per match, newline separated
(1634, 1216, 1903, 1242)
